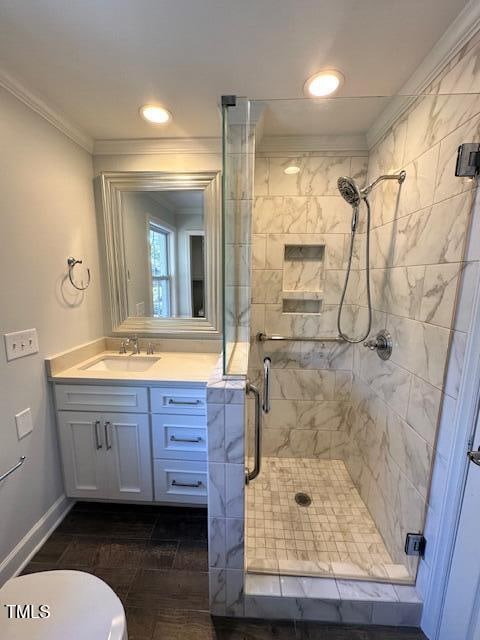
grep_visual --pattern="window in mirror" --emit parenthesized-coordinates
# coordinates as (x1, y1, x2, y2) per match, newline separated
(149, 221, 173, 318)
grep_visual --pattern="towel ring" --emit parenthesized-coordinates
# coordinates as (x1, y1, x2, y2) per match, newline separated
(67, 257, 91, 291)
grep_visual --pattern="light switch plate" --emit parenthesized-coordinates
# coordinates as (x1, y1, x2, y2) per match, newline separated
(15, 408, 33, 440)
(4, 329, 39, 361)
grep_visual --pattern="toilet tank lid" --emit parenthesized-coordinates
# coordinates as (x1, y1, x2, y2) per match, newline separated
(0, 570, 125, 640)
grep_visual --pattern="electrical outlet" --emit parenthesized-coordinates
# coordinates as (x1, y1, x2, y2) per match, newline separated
(4, 329, 39, 362)
(15, 408, 33, 439)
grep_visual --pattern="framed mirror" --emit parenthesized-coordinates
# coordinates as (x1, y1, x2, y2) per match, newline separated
(97, 171, 221, 337)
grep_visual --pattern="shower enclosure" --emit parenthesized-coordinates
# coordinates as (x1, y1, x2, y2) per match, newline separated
(221, 85, 480, 587)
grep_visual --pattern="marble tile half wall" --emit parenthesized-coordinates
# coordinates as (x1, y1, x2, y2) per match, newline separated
(207, 359, 247, 616)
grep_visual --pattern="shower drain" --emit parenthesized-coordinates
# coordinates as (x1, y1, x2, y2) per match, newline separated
(294, 492, 312, 507)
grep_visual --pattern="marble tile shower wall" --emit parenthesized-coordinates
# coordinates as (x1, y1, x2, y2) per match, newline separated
(249, 152, 368, 458)
(345, 37, 480, 579)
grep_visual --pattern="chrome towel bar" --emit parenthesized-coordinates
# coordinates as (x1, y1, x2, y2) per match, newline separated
(256, 332, 344, 343)
(0, 456, 26, 483)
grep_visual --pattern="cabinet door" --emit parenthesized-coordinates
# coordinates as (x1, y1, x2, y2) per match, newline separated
(57, 411, 108, 499)
(103, 413, 153, 502)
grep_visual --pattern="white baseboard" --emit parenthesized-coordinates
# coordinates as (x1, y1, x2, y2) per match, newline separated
(0, 494, 74, 586)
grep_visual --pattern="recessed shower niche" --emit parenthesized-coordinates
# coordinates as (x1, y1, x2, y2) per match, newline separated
(282, 243, 325, 314)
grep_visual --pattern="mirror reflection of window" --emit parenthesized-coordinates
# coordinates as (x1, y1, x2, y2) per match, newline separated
(149, 222, 173, 318)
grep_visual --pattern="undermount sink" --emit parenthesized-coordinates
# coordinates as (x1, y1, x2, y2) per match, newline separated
(82, 356, 160, 373)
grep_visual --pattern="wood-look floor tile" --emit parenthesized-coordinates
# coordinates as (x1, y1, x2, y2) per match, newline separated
(125, 607, 157, 640)
(127, 569, 209, 610)
(152, 609, 216, 640)
(57, 536, 103, 567)
(21, 562, 58, 575)
(152, 514, 208, 541)
(142, 540, 178, 570)
(93, 566, 138, 594)
(214, 617, 296, 640)
(173, 540, 208, 572)
(30, 532, 73, 564)
(96, 539, 147, 569)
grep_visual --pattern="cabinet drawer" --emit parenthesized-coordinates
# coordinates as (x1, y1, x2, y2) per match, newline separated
(55, 385, 148, 413)
(154, 459, 207, 504)
(152, 414, 206, 461)
(150, 387, 206, 415)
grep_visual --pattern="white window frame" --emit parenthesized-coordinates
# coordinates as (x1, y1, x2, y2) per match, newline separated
(146, 215, 177, 318)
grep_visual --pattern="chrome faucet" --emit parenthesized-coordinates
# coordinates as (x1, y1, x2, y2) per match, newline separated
(119, 336, 140, 355)
(129, 335, 140, 354)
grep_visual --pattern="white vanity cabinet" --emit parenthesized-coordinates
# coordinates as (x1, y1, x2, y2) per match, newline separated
(54, 382, 207, 506)
(57, 411, 152, 501)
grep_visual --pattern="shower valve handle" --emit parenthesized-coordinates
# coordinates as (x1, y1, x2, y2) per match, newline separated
(363, 330, 393, 361)
(364, 337, 378, 350)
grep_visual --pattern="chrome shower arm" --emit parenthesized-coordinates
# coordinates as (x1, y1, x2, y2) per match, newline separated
(361, 170, 406, 197)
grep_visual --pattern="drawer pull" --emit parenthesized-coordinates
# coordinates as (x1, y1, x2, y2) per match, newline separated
(94, 420, 102, 449)
(170, 435, 202, 443)
(168, 399, 202, 406)
(172, 479, 203, 488)
(104, 421, 112, 450)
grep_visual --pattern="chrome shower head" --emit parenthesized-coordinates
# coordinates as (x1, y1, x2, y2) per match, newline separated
(337, 176, 362, 207)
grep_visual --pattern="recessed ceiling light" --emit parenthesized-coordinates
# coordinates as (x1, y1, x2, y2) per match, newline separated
(284, 165, 301, 175)
(140, 104, 172, 124)
(304, 70, 344, 97)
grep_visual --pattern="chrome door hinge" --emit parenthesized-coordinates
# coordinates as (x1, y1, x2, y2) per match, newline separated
(467, 447, 480, 466)
(405, 533, 426, 557)
(455, 143, 480, 177)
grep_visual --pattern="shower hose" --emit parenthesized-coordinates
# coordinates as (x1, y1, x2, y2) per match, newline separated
(337, 198, 372, 343)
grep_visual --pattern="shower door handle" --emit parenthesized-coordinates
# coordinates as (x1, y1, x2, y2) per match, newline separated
(263, 357, 271, 414)
(245, 381, 262, 484)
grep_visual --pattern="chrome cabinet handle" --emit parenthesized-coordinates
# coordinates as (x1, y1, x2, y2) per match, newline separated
(245, 381, 262, 484)
(170, 435, 202, 443)
(94, 420, 102, 449)
(104, 421, 112, 450)
(172, 479, 203, 488)
(168, 399, 202, 406)
(263, 356, 271, 414)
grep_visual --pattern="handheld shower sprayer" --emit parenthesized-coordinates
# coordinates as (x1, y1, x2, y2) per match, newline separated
(336, 170, 406, 343)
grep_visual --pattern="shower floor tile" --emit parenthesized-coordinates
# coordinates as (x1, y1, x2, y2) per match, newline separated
(245, 457, 411, 583)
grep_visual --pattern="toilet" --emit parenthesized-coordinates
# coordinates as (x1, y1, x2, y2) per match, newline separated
(0, 570, 127, 639)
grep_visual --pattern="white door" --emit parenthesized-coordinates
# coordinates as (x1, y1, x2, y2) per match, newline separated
(439, 405, 480, 640)
(104, 413, 153, 502)
(57, 411, 108, 499)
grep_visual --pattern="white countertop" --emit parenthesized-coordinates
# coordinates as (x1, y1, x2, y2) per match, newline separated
(49, 350, 220, 386)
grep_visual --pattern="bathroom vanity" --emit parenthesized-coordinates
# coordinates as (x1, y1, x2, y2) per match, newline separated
(47, 346, 219, 506)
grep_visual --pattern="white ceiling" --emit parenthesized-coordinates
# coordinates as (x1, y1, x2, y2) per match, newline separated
(148, 190, 203, 212)
(0, 0, 468, 140)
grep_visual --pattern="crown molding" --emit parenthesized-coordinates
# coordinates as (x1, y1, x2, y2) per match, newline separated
(257, 134, 368, 155)
(0, 67, 93, 152)
(367, 0, 480, 148)
(93, 137, 221, 156)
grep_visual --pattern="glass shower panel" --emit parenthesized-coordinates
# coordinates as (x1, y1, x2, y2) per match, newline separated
(222, 97, 254, 376)
(244, 92, 480, 583)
